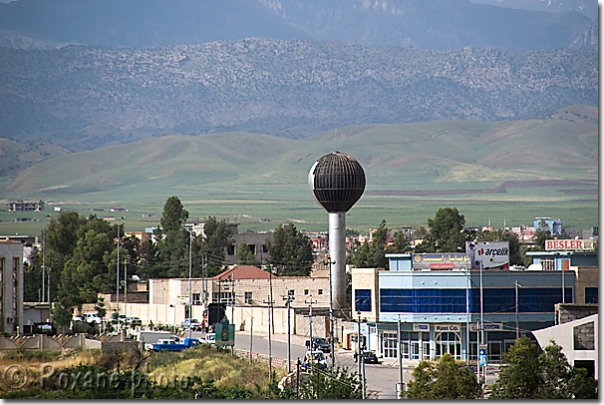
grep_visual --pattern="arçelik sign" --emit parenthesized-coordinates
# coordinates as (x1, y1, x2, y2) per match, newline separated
(466, 241, 510, 270)
(545, 239, 594, 251)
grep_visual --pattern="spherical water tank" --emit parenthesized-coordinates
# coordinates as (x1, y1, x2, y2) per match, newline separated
(308, 151, 366, 213)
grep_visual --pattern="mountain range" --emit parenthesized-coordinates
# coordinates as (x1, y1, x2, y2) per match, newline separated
(0, 0, 598, 224)
(0, 42, 597, 152)
(0, 0, 597, 52)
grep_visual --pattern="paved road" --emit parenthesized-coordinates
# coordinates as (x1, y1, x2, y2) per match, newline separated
(229, 331, 413, 399)
(183, 330, 495, 399)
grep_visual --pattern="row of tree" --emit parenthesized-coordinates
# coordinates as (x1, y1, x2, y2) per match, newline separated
(24, 196, 315, 309)
(407, 337, 597, 399)
(25, 200, 577, 308)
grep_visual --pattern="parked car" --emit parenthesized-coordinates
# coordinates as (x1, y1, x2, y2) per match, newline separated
(301, 350, 327, 371)
(83, 313, 102, 324)
(127, 316, 142, 327)
(181, 318, 202, 331)
(354, 350, 380, 364)
(305, 337, 331, 353)
(201, 334, 216, 345)
(151, 337, 201, 352)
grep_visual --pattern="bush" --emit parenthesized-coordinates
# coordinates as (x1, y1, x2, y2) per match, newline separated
(1, 349, 62, 362)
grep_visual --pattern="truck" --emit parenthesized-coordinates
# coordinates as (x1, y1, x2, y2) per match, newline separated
(136, 330, 175, 350)
(305, 337, 331, 353)
(151, 337, 201, 352)
(204, 303, 226, 327)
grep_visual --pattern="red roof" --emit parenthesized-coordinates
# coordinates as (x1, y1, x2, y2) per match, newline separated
(212, 265, 277, 280)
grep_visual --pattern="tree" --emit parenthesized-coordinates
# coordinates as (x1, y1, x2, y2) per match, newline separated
(490, 337, 598, 399)
(199, 216, 234, 277)
(490, 337, 542, 399)
(347, 220, 389, 269)
(154, 196, 190, 278)
(23, 246, 43, 302)
(385, 230, 410, 254)
(296, 366, 362, 399)
(236, 237, 260, 266)
(531, 218, 554, 252)
(51, 301, 73, 335)
(266, 222, 313, 276)
(406, 354, 482, 399)
(415, 207, 470, 253)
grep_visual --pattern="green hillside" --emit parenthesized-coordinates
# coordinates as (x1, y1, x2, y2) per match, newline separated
(0, 116, 597, 234)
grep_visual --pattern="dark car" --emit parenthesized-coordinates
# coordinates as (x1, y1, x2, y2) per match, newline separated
(354, 350, 380, 364)
(305, 337, 331, 353)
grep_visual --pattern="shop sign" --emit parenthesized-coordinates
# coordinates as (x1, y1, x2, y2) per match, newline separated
(434, 324, 461, 332)
(413, 323, 430, 331)
(545, 239, 594, 251)
(470, 323, 503, 331)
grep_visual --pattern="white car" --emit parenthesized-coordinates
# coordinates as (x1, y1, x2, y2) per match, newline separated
(83, 313, 102, 324)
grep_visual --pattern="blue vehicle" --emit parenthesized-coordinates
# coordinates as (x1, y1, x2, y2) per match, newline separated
(151, 337, 201, 351)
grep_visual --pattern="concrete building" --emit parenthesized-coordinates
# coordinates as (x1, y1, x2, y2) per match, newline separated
(351, 244, 597, 367)
(0, 241, 24, 334)
(148, 266, 331, 309)
(533, 306, 598, 379)
(225, 231, 273, 265)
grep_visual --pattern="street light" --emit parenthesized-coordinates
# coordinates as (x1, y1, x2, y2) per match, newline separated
(328, 258, 336, 372)
(283, 291, 295, 373)
(186, 226, 193, 339)
(116, 224, 121, 333)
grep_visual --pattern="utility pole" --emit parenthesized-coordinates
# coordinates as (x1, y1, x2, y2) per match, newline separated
(328, 259, 336, 373)
(124, 259, 128, 321)
(283, 291, 295, 373)
(466, 268, 470, 366)
(361, 349, 366, 399)
(398, 316, 403, 399)
(231, 275, 235, 326)
(263, 296, 275, 377)
(46, 266, 52, 323)
(479, 256, 484, 383)
(305, 295, 317, 351)
(357, 311, 362, 381)
(515, 279, 522, 339)
(116, 224, 120, 333)
(269, 266, 275, 335)
(42, 229, 45, 304)
(188, 227, 193, 339)
(249, 317, 253, 364)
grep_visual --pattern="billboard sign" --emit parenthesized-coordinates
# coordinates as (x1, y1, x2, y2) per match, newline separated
(545, 239, 594, 251)
(215, 318, 235, 346)
(467, 241, 509, 270)
(412, 253, 470, 270)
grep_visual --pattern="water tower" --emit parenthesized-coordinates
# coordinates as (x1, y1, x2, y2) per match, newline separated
(308, 151, 366, 309)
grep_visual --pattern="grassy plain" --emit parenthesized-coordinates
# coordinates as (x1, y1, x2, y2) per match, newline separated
(0, 119, 597, 237)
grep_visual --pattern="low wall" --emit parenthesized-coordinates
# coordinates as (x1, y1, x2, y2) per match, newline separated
(0, 333, 135, 352)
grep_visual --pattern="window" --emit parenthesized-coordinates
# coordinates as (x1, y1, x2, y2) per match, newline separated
(288, 289, 295, 296)
(542, 258, 555, 271)
(248, 244, 256, 255)
(355, 289, 371, 312)
(244, 292, 253, 304)
(573, 321, 595, 350)
(304, 289, 309, 295)
(227, 244, 235, 255)
(585, 287, 598, 304)
(262, 244, 268, 253)
(382, 332, 398, 358)
(193, 293, 201, 304)
(318, 289, 323, 295)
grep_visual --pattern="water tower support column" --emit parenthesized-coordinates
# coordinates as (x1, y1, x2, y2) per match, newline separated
(329, 212, 346, 310)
